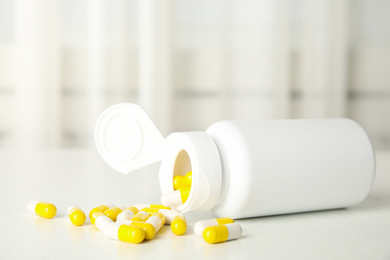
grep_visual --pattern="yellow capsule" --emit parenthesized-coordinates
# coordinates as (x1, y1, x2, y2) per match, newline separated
(130, 211, 150, 222)
(171, 215, 187, 236)
(141, 207, 159, 214)
(203, 223, 242, 244)
(131, 222, 156, 240)
(117, 224, 145, 244)
(27, 201, 57, 219)
(184, 171, 192, 186)
(134, 204, 171, 210)
(215, 217, 235, 225)
(67, 206, 86, 226)
(104, 207, 123, 222)
(150, 204, 171, 210)
(89, 204, 114, 219)
(173, 175, 186, 190)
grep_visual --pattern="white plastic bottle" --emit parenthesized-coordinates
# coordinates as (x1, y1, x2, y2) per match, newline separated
(95, 103, 375, 219)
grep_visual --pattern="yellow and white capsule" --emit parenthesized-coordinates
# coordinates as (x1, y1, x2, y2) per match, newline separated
(67, 206, 86, 226)
(93, 212, 113, 230)
(141, 207, 179, 224)
(130, 211, 150, 222)
(184, 171, 192, 186)
(173, 175, 186, 190)
(146, 212, 165, 230)
(171, 215, 187, 236)
(99, 221, 145, 244)
(146, 212, 165, 232)
(133, 204, 171, 210)
(131, 212, 166, 240)
(104, 206, 125, 222)
(27, 200, 57, 219)
(116, 206, 139, 221)
(160, 187, 191, 207)
(203, 223, 242, 244)
(194, 218, 235, 237)
(89, 203, 115, 219)
(117, 212, 165, 240)
(131, 222, 156, 240)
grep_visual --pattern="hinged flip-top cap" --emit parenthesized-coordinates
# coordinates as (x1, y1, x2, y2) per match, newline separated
(95, 103, 165, 174)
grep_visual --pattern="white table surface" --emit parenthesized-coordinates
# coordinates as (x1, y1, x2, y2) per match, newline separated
(0, 149, 389, 260)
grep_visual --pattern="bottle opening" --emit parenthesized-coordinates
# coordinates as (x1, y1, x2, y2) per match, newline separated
(159, 132, 222, 213)
(173, 150, 192, 179)
(172, 150, 192, 206)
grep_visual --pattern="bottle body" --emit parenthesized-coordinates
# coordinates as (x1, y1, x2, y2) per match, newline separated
(159, 118, 375, 219)
(206, 119, 375, 218)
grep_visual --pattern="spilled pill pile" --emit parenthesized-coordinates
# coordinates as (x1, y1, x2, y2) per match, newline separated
(27, 171, 242, 245)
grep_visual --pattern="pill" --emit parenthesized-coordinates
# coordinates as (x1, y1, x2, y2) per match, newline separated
(160, 187, 191, 207)
(27, 200, 57, 219)
(194, 218, 235, 237)
(173, 175, 186, 190)
(134, 204, 171, 210)
(146, 212, 165, 232)
(115, 219, 133, 225)
(93, 212, 114, 230)
(116, 206, 139, 221)
(100, 222, 145, 244)
(130, 211, 150, 222)
(67, 206, 86, 226)
(89, 203, 115, 219)
(184, 171, 192, 186)
(203, 223, 242, 244)
(131, 222, 156, 240)
(141, 208, 179, 224)
(111, 212, 165, 240)
(171, 215, 187, 236)
(117, 224, 145, 243)
(104, 206, 124, 221)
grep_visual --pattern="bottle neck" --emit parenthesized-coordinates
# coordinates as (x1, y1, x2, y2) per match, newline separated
(159, 131, 223, 213)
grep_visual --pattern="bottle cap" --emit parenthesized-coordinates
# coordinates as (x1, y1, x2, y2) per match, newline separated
(94, 103, 165, 174)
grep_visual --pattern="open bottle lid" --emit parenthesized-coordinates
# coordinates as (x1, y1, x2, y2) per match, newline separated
(94, 103, 165, 174)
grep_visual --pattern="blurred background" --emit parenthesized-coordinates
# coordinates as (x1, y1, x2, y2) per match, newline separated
(0, 0, 389, 149)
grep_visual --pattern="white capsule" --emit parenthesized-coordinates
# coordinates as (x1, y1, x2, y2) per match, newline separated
(194, 218, 235, 237)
